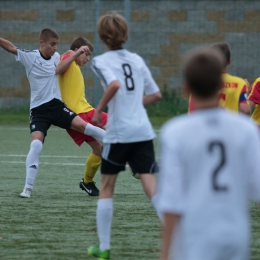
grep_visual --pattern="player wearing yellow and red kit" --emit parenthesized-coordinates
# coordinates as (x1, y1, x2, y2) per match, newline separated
(57, 37, 108, 196)
(188, 43, 250, 115)
(248, 77, 260, 127)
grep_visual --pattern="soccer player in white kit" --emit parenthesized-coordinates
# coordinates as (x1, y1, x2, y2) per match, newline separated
(0, 29, 105, 198)
(157, 47, 260, 260)
(87, 13, 162, 259)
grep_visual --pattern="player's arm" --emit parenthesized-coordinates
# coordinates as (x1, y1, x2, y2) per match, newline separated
(92, 80, 120, 126)
(239, 103, 251, 115)
(248, 100, 255, 110)
(239, 84, 251, 115)
(0, 37, 17, 55)
(160, 213, 180, 260)
(143, 91, 162, 106)
(142, 59, 162, 106)
(55, 46, 90, 74)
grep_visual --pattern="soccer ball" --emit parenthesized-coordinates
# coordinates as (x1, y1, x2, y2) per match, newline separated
(128, 166, 140, 179)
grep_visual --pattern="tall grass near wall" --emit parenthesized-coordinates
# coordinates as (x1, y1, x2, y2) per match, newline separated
(146, 87, 188, 125)
(0, 88, 188, 125)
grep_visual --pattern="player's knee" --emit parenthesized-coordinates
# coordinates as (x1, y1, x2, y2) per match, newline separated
(71, 116, 87, 133)
(30, 139, 43, 155)
(92, 143, 102, 156)
(100, 180, 115, 195)
(143, 185, 152, 199)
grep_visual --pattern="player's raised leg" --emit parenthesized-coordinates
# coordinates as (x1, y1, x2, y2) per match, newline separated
(70, 115, 105, 143)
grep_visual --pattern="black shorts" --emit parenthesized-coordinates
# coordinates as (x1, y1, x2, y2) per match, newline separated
(29, 98, 77, 136)
(101, 140, 158, 175)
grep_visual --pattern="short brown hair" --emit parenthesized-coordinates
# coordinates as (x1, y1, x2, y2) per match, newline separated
(211, 42, 230, 66)
(70, 37, 93, 52)
(183, 47, 223, 98)
(39, 28, 59, 42)
(98, 13, 128, 50)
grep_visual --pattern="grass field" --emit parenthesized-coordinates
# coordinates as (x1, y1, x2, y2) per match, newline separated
(0, 124, 160, 260)
(0, 124, 260, 260)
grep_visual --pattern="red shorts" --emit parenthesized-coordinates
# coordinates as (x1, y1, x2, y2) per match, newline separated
(67, 109, 108, 146)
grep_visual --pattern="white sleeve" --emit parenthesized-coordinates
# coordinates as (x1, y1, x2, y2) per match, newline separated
(91, 57, 117, 89)
(15, 49, 37, 69)
(247, 125, 260, 201)
(157, 125, 185, 214)
(53, 52, 60, 66)
(142, 59, 160, 95)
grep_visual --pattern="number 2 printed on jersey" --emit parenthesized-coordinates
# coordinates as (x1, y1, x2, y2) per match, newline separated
(208, 141, 228, 192)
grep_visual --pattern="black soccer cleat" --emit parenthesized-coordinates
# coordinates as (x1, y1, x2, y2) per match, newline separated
(79, 179, 99, 196)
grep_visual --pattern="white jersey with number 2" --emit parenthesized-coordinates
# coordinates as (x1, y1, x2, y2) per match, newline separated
(158, 108, 260, 260)
(91, 49, 159, 143)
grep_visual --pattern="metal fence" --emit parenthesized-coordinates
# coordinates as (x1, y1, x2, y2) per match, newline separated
(1, 0, 260, 114)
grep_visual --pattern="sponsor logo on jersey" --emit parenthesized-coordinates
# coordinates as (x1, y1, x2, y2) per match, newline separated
(224, 82, 238, 88)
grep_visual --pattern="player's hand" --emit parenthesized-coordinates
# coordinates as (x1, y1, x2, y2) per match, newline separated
(76, 46, 91, 56)
(92, 110, 103, 127)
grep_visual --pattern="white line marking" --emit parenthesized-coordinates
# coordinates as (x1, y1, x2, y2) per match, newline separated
(0, 127, 62, 131)
(0, 127, 162, 132)
(0, 154, 86, 159)
(0, 127, 28, 130)
(0, 160, 85, 166)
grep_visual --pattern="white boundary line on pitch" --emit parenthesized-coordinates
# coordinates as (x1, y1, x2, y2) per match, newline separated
(0, 160, 85, 166)
(0, 160, 134, 168)
(0, 127, 162, 132)
(0, 127, 61, 131)
(0, 154, 87, 159)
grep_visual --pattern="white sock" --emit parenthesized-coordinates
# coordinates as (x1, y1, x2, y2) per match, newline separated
(25, 139, 42, 190)
(97, 198, 113, 251)
(151, 193, 164, 224)
(84, 124, 105, 143)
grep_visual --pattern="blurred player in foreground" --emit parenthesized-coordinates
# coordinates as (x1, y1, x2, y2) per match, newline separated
(87, 13, 162, 260)
(158, 47, 260, 260)
(56, 37, 108, 196)
(0, 29, 105, 198)
(188, 42, 250, 115)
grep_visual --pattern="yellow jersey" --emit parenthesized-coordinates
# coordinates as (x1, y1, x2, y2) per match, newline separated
(218, 73, 248, 112)
(188, 73, 247, 113)
(58, 53, 93, 114)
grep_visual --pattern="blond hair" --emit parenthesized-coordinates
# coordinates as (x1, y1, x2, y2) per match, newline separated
(98, 13, 128, 50)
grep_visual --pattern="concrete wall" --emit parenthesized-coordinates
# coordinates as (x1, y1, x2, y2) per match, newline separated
(1, 0, 260, 107)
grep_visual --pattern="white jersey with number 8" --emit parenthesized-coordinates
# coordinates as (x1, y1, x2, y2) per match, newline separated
(91, 49, 159, 143)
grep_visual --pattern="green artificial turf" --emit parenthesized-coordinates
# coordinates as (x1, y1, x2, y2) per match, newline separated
(0, 125, 160, 260)
(0, 125, 260, 260)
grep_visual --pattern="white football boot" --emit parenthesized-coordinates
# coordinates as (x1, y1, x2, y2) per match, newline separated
(19, 188, 32, 198)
